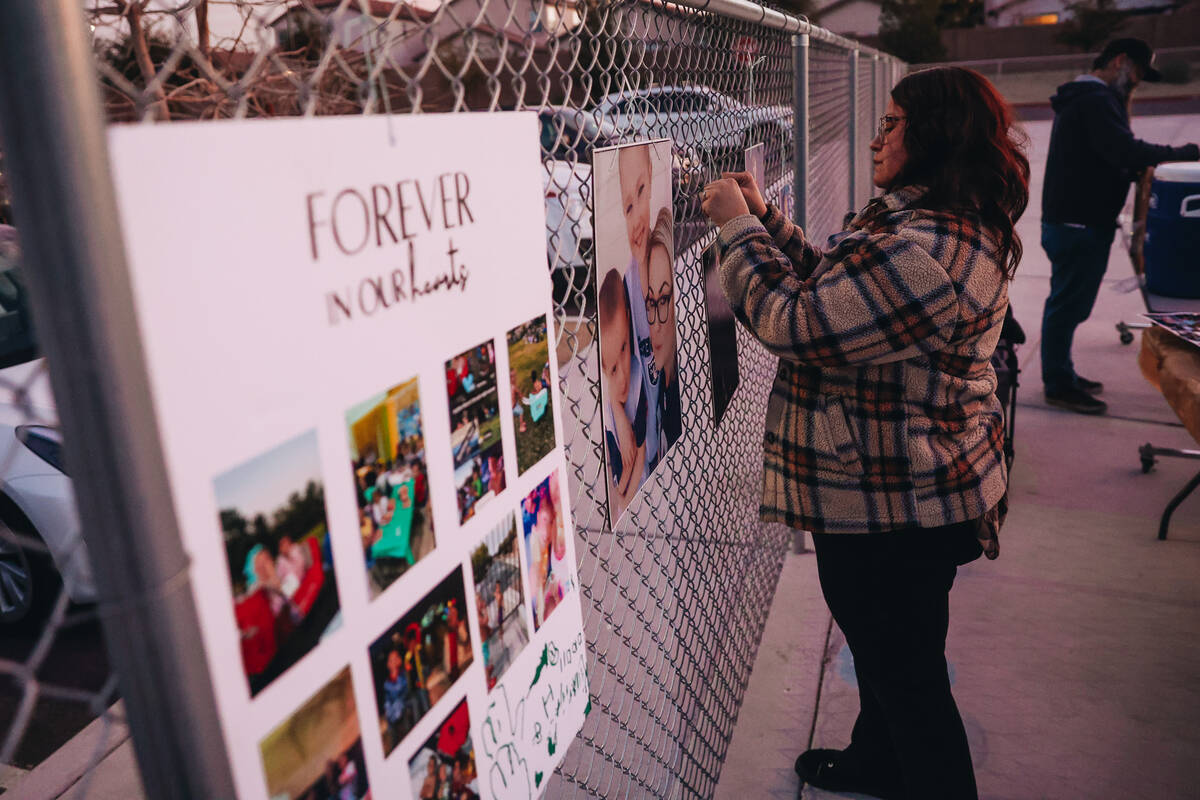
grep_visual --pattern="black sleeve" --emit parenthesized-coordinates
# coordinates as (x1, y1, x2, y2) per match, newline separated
(1082, 94, 1196, 169)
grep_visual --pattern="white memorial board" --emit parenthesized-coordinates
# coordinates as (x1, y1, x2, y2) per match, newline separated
(108, 113, 589, 800)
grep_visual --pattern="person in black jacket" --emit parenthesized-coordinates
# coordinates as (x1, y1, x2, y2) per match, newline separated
(1040, 38, 1199, 415)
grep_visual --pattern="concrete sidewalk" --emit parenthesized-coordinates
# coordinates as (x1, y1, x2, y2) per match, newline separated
(716, 114, 1200, 799)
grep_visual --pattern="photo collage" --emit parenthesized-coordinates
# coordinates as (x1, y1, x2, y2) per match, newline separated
(208, 315, 574, 798)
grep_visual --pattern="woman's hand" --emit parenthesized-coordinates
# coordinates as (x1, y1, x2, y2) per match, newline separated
(722, 171, 768, 217)
(701, 178, 751, 227)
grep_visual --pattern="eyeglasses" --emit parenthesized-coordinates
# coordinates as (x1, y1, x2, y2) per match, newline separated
(877, 114, 906, 139)
(645, 282, 673, 324)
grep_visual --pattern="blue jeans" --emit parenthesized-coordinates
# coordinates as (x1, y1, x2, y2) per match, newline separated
(1040, 223, 1116, 393)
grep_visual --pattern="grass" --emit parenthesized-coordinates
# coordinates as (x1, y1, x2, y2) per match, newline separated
(478, 412, 503, 452)
(508, 334, 557, 475)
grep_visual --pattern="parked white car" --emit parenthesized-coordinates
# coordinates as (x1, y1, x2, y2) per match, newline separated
(0, 234, 93, 625)
(592, 85, 793, 167)
(540, 107, 613, 273)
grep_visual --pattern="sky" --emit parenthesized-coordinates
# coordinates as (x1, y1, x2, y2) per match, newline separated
(212, 429, 324, 519)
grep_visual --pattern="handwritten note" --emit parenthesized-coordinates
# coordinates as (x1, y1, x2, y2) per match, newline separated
(480, 633, 589, 798)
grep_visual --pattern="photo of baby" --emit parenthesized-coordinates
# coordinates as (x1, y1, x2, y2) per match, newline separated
(407, 698, 480, 800)
(447, 340, 508, 524)
(368, 567, 474, 757)
(593, 140, 682, 523)
(507, 315, 556, 475)
(521, 471, 575, 630)
(346, 377, 436, 599)
(258, 667, 370, 800)
(214, 430, 340, 697)
(469, 511, 531, 690)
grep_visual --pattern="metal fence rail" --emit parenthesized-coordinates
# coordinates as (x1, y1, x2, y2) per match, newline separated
(0, 1, 904, 797)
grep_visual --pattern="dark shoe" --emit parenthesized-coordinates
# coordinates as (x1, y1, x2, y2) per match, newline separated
(1045, 386, 1107, 415)
(794, 748, 903, 799)
(1074, 375, 1104, 395)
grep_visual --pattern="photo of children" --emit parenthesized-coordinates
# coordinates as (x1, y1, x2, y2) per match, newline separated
(258, 667, 370, 800)
(593, 140, 683, 523)
(507, 315, 556, 476)
(521, 471, 575, 631)
(702, 243, 740, 427)
(345, 377, 436, 599)
(369, 567, 474, 757)
(446, 340, 507, 524)
(407, 698, 480, 800)
(215, 430, 340, 697)
(469, 512, 531, 690)
(1146, 311, 1200, 347)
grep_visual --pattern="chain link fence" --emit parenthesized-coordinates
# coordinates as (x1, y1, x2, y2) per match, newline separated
(0, 1, 903, 797)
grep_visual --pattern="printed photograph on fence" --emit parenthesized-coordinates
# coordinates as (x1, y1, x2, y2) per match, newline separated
(258, 667, 369, 800)
(1145, 311, 1200, 347)
(507, 315, 557, 475)
(446, 340, 507, 524)
(345, 377, 436, 600)
(702, 243, 740, 427)
(593, 139, 682, 523)
(521, 471, 575, 631)
(214, 430, 340, 697)
(408, 698, 480, 800)
(744, 142, 765, 192)
(368, 567, 474, 757)
(469, 511, 531, 690)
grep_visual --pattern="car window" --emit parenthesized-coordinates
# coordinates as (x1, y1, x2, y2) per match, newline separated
(642, 92, 668, 114)
(540, 114, 593, 163)
(676, 92, 705, 113)
(607, 98, 632, 115)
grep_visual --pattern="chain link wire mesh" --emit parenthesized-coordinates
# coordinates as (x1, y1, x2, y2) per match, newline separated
(805, 41, 852, 248)
(0, 1, 903, 796)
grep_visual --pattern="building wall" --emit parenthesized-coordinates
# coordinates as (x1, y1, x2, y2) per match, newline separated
(924, 6, 1199, 60)
(818, 2, 883, 37)
(985, 0, 1173, 27)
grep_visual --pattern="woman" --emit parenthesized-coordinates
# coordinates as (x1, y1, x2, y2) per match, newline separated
(702, 67, 1028, 799)
(646, 207, 682, 450)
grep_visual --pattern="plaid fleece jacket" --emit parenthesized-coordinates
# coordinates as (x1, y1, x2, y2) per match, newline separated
(717, 185, 1009, 535)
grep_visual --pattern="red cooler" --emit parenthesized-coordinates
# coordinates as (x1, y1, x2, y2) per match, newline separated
(1144, 162, 1200, 298)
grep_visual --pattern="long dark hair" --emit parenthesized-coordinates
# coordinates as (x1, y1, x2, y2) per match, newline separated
(890, 67, 1030, 278)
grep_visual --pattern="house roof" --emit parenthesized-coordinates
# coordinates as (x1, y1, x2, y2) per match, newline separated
(987, 0, 1037, 15)
(272, 0, 439, 26)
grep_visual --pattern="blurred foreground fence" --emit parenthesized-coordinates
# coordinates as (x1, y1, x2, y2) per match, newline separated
(0, 1, 903, 797)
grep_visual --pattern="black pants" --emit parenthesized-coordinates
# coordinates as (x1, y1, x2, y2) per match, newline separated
(812, 520, 981, 800)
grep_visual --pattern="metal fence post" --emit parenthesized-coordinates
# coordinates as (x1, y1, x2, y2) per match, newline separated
(792, 32, 810, 230)
(0, 2, 234, 798)
(872, 53, 882, 198)
(848, 49, 859, 212)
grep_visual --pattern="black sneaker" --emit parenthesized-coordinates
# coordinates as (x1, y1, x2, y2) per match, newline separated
(1074, 375, 1104, 395)
(794, 748, 903, 799)
(1045, 386, 1107, 415)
